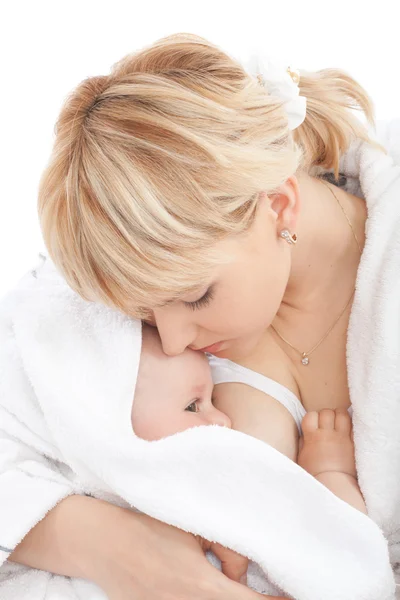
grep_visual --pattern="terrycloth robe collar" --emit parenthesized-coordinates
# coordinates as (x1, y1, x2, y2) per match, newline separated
(338, 123, 400, 551)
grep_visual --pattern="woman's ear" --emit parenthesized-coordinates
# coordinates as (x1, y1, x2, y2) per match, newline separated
(268, 175, 301, 233)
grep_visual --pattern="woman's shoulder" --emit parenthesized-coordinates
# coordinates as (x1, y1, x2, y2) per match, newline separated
(210, 332, 301, 404)
(237, 333, 300, 398)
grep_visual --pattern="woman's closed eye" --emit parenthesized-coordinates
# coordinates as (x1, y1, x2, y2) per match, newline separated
(183, 286, 214, 311)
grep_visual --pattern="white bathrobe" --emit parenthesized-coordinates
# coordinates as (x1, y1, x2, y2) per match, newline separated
(0, 119, 399, 600)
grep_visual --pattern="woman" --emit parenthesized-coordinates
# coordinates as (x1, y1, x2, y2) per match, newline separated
(3, 32, 399, 598)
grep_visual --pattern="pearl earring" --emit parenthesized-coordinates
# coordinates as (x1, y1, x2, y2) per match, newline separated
(280, 229, 297, 245)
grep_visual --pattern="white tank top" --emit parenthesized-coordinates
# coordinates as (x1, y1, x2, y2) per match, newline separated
(207, 354, 353, 435)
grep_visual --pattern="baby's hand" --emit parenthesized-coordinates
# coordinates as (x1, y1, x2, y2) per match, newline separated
(197, 536, 248, 585)
(298, 408, 356, 478)
(297, 409, 367, 514)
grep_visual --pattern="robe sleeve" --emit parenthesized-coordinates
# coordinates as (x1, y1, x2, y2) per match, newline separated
(0, 291, 76, 567)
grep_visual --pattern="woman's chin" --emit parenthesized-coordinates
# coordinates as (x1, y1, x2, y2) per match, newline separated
(209, 347, 231, 359)
(211, 335, 260, 361)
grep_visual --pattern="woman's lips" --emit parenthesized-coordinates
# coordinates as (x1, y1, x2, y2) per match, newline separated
(196, 341, 225, 354)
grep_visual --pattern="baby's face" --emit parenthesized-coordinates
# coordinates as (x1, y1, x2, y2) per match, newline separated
(132, 325, 231, 441)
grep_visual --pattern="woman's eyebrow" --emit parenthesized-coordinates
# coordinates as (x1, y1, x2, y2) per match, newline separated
(159, 297, 179, 307)
(158, 292, 186, 307)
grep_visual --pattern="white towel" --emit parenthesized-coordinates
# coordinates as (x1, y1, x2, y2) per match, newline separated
(1, 120, 399, 600)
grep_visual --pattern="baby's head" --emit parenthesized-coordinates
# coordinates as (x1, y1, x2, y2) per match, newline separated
(132, 324, 231, 441)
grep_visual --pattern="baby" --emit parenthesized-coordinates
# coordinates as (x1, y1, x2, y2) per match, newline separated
(132, 324, 365, 512)
(131, 324, 366, 584)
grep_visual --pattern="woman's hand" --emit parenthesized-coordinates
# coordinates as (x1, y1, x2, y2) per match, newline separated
(11, 495, 288, 600)
(84, 506, 287, 600)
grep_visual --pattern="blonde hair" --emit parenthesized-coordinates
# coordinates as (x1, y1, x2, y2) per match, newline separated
(38, 32, 384, 317)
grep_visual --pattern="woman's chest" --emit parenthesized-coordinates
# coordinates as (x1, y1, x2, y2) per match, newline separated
(293, 339, 351, 412)
(241, 318, 352, 413)
(291, 310, 353, 411)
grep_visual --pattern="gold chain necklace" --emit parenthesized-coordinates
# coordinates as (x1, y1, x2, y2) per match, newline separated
(270, 177, 362, 366)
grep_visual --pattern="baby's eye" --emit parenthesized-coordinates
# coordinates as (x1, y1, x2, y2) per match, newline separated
(185, 399, 200, 413)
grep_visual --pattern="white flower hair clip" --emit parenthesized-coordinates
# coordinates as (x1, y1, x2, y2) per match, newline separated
(243, 52, 307, 131)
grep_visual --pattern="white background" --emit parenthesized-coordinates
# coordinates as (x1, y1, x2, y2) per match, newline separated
(0, 0, 398, 296)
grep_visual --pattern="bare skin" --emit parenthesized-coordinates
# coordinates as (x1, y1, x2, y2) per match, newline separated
(298, 408, 366, 514)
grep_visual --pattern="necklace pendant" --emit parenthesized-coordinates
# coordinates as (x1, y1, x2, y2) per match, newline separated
(301, 353, 309, 366)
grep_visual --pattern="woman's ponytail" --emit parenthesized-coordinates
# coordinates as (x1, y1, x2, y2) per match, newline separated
(294, 67, 386, 177)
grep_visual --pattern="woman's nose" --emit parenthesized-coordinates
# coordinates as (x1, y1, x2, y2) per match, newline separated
(153, 307, 197, 356)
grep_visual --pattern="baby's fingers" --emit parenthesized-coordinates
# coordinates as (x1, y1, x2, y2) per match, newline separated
(200, 538, 290, 598)
(210, 541, 248, 584)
